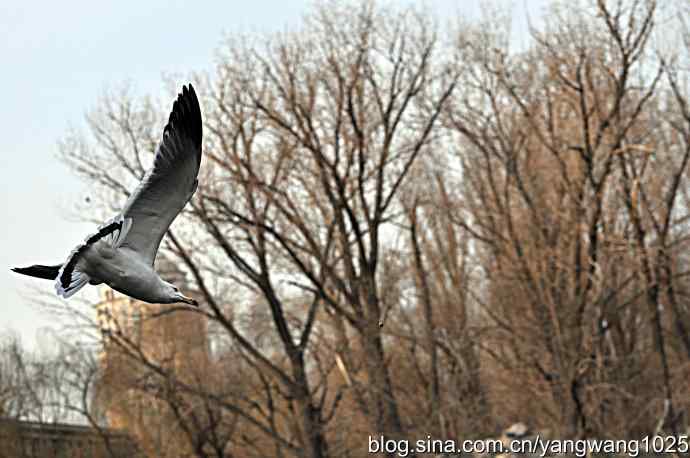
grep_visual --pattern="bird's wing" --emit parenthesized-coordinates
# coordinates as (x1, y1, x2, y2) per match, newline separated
(55, 215, 132, 298)
(119, 84, 202, 265)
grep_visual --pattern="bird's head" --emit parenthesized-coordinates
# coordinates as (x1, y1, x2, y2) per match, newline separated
(164, 282, 198, 307)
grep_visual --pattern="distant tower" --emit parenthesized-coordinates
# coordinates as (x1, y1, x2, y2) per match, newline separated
(95, 255, 209, 441)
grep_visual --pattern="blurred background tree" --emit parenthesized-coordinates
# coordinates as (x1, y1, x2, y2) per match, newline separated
(7, 0, 690, 457)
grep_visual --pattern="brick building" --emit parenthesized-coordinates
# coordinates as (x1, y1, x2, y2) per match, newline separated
(93, 257, 210, 457)
(0, 418, 138, 458)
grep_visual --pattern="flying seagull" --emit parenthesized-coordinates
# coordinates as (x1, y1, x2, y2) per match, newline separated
(12, 84, 202, 306)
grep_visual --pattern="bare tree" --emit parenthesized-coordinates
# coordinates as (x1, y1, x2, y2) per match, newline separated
(59, 2, 459, 457)
(46, 0, 690, 455)
(380, 157, 492, 439)
(444, 0, 690, 438)
(0, 330, 139, 457)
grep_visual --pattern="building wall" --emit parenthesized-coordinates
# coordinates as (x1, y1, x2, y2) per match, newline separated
(93, 260, 209, 457)
(0, 418, 139, 458)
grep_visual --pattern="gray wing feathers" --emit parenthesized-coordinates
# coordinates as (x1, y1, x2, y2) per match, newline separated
(119, 84, 202, 265)
(55, 215, 131, 298)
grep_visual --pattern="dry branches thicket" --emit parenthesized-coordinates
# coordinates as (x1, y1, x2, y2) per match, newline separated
(39, 0, 690, 456)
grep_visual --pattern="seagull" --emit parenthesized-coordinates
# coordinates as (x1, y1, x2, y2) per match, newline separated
(12, 84, 202, 307)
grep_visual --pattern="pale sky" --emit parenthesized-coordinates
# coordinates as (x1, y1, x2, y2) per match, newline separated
(1, 0, 548, 349)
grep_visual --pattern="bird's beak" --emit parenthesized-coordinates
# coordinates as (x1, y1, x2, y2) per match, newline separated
(179, 293, 199, 307)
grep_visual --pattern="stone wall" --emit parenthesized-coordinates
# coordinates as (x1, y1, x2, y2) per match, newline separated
(0, 418, 139, 458)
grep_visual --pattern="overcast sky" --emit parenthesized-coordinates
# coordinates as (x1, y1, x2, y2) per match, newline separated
(1, 0, 548, 349)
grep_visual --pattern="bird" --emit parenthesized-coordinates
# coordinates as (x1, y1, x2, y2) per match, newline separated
(12, 84, 202, 307)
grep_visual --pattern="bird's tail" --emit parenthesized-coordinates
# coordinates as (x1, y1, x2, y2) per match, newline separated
(12, 264, 63, 280)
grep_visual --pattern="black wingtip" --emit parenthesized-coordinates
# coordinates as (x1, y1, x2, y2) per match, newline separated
(165, 83, 203, 153)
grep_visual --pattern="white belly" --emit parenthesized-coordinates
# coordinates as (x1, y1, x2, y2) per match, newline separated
(81, 243, 163, 303)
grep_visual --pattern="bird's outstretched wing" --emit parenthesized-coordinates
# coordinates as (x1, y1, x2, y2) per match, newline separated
(119, 84, 202, 265)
